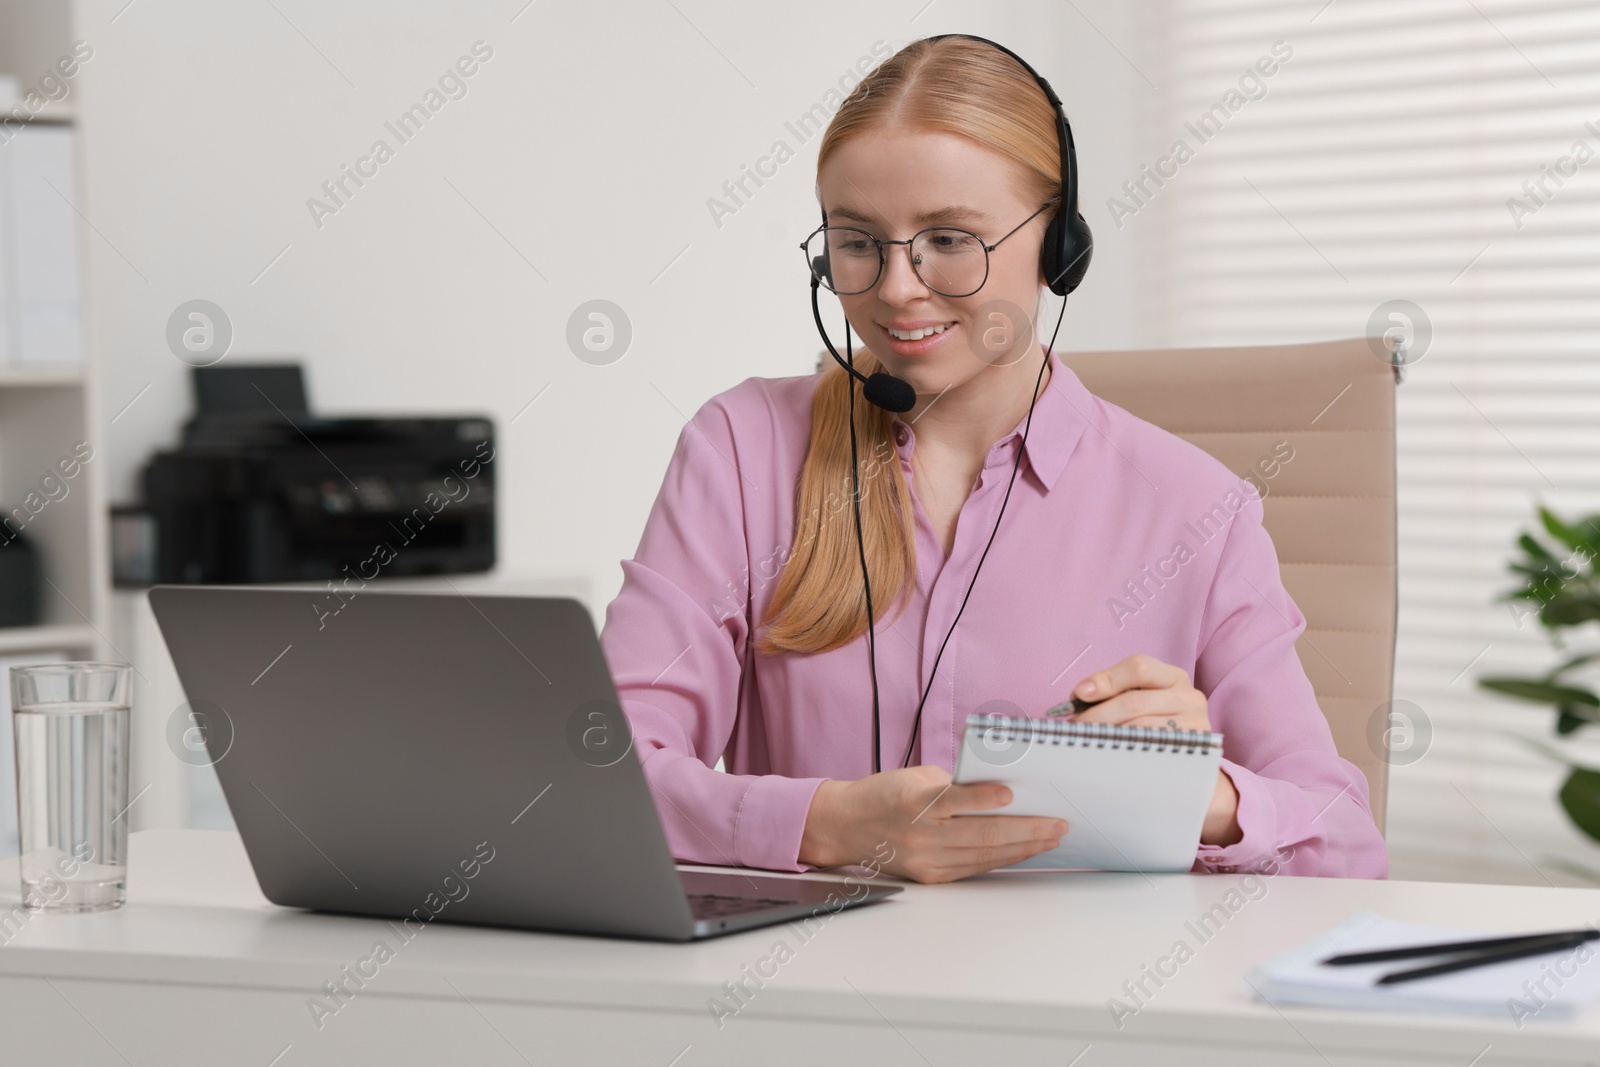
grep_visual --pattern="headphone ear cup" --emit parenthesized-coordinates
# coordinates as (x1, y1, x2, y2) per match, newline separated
(1043, 210, 1093, 296)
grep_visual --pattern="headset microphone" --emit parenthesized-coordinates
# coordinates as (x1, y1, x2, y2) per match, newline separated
(810, 269, 917, 413)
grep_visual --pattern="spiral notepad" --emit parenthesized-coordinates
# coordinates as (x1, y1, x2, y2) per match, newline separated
(951, 712, 1225, 873)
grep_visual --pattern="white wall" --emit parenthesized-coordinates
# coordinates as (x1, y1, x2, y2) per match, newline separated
(71, 0, 1164, 616)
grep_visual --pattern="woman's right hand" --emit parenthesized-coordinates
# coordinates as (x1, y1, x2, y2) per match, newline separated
(798, 765, 1067, 883)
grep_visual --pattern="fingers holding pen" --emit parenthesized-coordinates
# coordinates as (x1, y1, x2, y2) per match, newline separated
(1061, 653, 1212, 733)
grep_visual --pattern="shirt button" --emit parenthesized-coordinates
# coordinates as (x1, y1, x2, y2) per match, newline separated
(1217, 865, 1237, 874)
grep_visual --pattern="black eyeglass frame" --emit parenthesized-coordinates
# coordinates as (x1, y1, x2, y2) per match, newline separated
(801, 201, 1054, 298)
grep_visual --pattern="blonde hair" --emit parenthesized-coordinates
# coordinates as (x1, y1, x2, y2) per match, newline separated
(755, 37, 1063, 655)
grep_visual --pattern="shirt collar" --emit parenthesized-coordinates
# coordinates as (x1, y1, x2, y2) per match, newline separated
(890, 344, 1089, 493)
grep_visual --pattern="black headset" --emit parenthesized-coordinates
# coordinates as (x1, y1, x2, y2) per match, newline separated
(965, 33, 1095, 297)
(804, 34, 1092, 773)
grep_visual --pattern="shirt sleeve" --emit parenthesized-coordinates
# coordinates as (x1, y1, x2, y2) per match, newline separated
(598, 391, 826, 873)
(1188, 484, 1390, 879)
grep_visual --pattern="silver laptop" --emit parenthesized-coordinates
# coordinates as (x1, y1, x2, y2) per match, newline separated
(147, 585, 899, 941)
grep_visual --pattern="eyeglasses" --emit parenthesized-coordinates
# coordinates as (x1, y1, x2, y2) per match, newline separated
(801, 202, 1052, 298)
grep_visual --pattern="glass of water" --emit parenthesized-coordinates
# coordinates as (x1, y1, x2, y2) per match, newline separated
(11, 662, 132, 911)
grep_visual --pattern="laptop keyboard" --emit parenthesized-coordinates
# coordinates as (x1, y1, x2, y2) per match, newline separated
(687, 892, 798, 919)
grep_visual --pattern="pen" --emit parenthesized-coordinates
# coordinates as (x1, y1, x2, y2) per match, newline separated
(1045, 696, 1106, 717)
(1372, 932, 1599, 986)
(1322, 927, 1600, 966)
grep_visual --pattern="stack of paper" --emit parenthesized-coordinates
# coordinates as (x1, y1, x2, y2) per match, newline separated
(1245, 911, 1600, 1023)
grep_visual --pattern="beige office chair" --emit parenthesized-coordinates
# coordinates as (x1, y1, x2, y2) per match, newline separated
(1062, 337, 1399, 833)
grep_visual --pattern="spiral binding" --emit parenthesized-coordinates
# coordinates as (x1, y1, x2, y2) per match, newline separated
(964, 711, 1223, 755)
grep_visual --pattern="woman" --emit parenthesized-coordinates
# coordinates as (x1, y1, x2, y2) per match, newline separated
(598, 36, 1387, 884)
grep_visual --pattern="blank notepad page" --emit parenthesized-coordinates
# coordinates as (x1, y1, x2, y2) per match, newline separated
(951, 713, 1223, 873)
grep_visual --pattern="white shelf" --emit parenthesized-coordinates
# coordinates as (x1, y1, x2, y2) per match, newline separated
(0, 362, 83, 386)
(0, 622, 98, 655)
(0, 2, 112, 668)
(0, 101, 74, 124)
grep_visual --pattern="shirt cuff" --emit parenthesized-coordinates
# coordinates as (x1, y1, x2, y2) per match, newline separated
(733, 773, 829, 873)
(1193, 758, 1281, 874)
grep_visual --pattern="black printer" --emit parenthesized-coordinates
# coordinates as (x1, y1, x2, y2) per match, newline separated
(139, 363, 495, 584)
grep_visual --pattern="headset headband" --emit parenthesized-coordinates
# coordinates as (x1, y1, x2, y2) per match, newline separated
(925, 33, 1079, 223)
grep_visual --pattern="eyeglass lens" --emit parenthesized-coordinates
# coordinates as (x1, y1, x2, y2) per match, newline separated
(806, 228, 989, 297)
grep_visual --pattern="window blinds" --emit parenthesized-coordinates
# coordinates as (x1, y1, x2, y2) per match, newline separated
(1148, 0, 1600, 883)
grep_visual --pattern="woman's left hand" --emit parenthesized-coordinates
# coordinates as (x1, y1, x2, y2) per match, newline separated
(1070, 654, 1242, 847)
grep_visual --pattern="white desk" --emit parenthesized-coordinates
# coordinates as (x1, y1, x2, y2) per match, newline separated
(1, 830, 1596, 1065)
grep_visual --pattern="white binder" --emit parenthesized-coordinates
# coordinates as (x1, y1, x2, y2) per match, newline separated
(2, 125, 82, 364)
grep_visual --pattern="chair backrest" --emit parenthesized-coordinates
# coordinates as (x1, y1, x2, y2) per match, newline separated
(1061, 337, 1397, 832)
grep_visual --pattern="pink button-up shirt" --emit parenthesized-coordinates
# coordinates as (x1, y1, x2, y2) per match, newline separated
(599, 345, 1389, 878)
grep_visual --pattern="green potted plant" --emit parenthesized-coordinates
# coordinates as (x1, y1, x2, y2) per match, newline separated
(1478, 504, 1600, 844)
